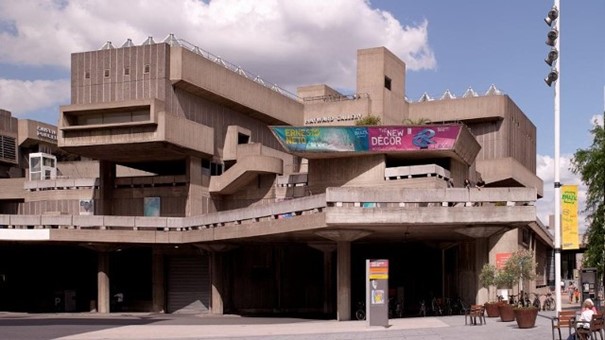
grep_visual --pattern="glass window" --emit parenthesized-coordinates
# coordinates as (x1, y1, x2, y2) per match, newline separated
(31, 157, 41, 171)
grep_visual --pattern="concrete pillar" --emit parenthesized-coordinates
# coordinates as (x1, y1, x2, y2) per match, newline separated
(336, 241, 351, 321)
(97, 252, 110, 313)
(314, 230, 371, 321)
(210, 252, 224, 314)
(152, 248, 165, 313)
(308, 243, 336, 315)
(475, 238, 488, 304)
(186, 156, 204, 217)
(99, 161, 116, 215)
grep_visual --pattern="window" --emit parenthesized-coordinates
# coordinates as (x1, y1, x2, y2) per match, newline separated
(144, 64, 150, 74)
(84, 71, 90, 79)
(124, 67, 130, 76)
(104, 69, 110, 78)
(72, 109, 150, 126)
(384, 76, 392, 91)
(237, 133, 250, 144)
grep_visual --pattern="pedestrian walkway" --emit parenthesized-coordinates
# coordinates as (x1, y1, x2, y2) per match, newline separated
(0, 306, 584, 340)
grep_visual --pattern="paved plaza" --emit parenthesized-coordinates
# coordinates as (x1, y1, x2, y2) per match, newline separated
(0, 302, 584, 340)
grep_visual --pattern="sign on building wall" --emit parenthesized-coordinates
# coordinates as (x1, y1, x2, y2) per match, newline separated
(270, 125, 460, 153)
(79, 199, 94, 215)
(561, 185, 579, 250)
(144, 197, 161, 217)
(496, 253, 512, 269)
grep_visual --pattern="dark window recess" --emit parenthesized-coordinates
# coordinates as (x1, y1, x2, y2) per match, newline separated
(210, 162, 224, 176)
(201, 159, 211, 169)
(384, 76, 392, 91)
(144, 64, 150, 73)
(84, 71, 90, 79)
(124, 67, 130, 76)
(104, 69, 110, 78)
(237, 133, 250, 144)
(0, 135, 17, 161)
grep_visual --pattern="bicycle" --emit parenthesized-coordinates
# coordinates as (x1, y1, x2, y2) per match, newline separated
(355, 301, 366, 320)
(543, 292, 556, 311)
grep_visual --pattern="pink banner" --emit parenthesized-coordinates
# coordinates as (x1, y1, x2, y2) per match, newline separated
(367, 125, 459, 151)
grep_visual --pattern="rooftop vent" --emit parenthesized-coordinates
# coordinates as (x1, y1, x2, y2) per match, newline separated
(163, 33, 180, 47)
(100, 41, 115, 50)
(418, 92, 433, 102)
(485, 84, 503, 96)
(141, 36, 156, 45)
(440, 89, 456, 100)
(462, 87, 478, 98)
(121, 38, 135, 48)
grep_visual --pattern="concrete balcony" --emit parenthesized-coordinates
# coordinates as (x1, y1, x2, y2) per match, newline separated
(0, 187, 543, 245)
(59, 99, 214, 162)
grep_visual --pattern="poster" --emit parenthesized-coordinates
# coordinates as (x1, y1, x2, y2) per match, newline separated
(561, 185, 579, 250)
(144, 197, 161, 217)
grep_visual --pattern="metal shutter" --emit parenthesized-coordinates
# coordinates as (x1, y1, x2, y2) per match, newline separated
(167, 256, 210, 314)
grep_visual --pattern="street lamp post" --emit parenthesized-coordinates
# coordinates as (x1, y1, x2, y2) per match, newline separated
(543, 0, 561, 312)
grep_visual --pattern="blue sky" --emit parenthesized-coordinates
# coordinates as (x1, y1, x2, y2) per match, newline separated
(0, 0, 603, 231)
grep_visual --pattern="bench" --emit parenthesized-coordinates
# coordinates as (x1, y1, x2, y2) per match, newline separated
(552, 310, 576, 340)
(465, 304, 486, 325)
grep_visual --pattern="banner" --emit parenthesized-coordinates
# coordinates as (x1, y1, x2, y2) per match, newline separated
(561, 185, 579, 250)
(270, 125, 460, 153)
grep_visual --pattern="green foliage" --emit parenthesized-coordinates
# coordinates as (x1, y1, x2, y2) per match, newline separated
(494, 250, 536, 289)
(355, 115, 381, 126)
(479, 264, 497, 302)
(571, 120, 605, 272)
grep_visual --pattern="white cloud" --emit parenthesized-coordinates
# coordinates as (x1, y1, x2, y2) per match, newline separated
(0, 78, 70, 116)
(0, 0, 436, 90)
(535, 154, 589, 235)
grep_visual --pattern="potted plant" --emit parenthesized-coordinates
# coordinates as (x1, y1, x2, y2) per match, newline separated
(479, 263, 501, 317)
(494, 268, 516, 322)
(498, 250, 538, 328)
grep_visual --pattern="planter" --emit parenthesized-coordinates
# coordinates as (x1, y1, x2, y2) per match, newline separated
(513, 307, 538, 328)
(498, 303, 515, 322)
(484, 302, 501, 317)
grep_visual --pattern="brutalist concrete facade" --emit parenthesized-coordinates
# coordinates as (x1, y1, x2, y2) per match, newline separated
(0, 38, 551, 320)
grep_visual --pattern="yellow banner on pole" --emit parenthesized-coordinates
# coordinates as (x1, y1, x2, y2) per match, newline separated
(561, 185, 579, 250)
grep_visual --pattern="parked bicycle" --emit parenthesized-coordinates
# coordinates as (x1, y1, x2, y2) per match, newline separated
(355, 301, 366, 320)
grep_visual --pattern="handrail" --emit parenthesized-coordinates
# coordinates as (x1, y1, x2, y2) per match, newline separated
(0, 188, 536, 231)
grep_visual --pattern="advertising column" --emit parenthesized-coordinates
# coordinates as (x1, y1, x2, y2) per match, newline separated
(366, 259, 389, 327)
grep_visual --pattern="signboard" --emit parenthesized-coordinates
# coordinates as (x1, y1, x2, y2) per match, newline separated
(271, 125, 461, 153)
(496, 253, 512, 270)
(144, 197, 161, 217)
(366, 259, 389, 327)
(561, 185, 579, 250)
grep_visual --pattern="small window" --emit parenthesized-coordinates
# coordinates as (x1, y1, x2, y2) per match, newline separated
(84, 71, 90, 79)
(384, 76, 392, 91)
(104, 69, 110, 78)
(144, 64, 150, 74)
(237, 133, 250, 144)
(124, 67, 130, 76)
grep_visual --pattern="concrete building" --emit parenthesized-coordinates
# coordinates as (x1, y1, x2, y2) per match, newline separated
(0, 35, 552, 319)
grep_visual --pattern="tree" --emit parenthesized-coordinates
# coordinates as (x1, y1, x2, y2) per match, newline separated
(355, 114, 381, 126)
(479, 263, 497, 302)
(495, 250, 536, 308)
(570, 119, 605, 273)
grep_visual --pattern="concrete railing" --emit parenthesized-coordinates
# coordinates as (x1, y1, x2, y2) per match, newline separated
(384, 164, 450, 181)
(24, 178, 99, 191)
(0, 187, 536, 231)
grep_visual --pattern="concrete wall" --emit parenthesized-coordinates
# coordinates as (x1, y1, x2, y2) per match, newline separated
(356, 47, 408, 125)
(307, 154, 385, 194)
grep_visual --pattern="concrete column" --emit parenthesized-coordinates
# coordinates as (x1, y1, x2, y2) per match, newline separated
(210, 252, 224, 314)
(152, 248, 165, 313)
(186, 156, 204, 216)
(475, 238, 488, 304)
(308, 243, 336, 315)
(336, 241, 351, 321)
(315, 230, 371, 321)
(97, 252, 110, 313)
(99, 161, 116, 215)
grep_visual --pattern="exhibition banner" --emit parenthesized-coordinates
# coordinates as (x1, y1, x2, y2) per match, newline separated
(271, 125, 460, 153)
(561, 185, 579, 250)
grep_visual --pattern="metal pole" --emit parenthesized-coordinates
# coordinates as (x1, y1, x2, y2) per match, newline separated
(553, 0, 562, 313)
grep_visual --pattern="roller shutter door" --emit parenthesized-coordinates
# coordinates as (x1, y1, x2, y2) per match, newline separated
(167, 256, 210, 314)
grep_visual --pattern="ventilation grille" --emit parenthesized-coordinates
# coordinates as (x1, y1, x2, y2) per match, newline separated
(0, 135, 16, 161)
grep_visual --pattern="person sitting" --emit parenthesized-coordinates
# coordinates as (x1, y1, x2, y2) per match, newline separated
(475, 178, 485, 189)
(568, 299, 595, 340)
